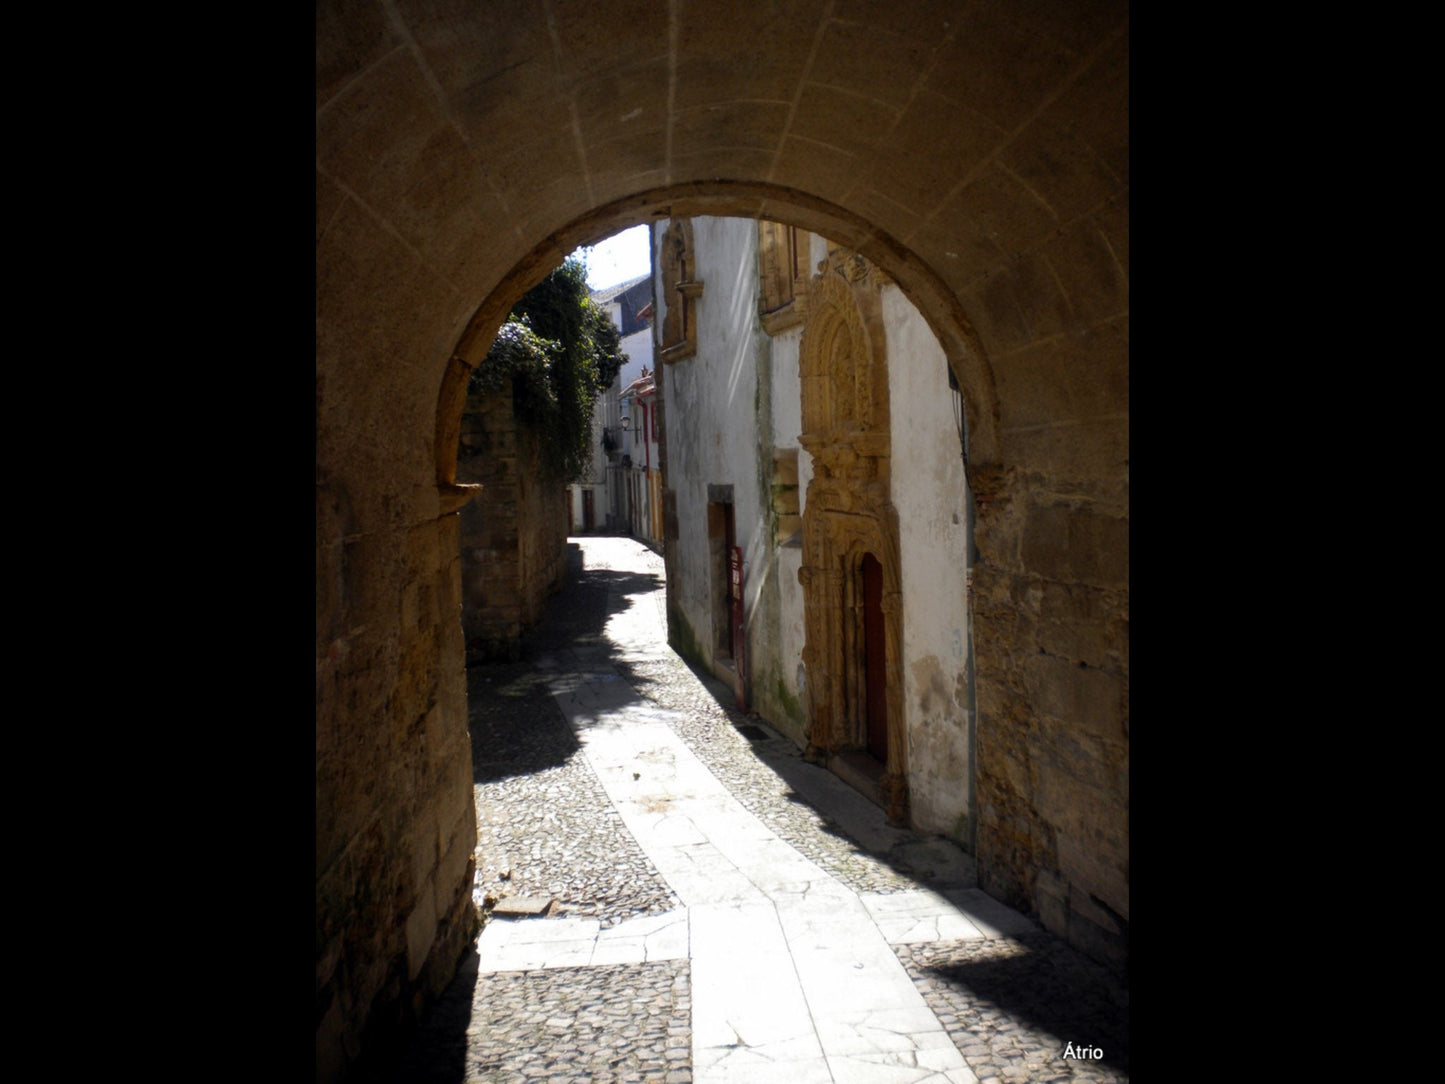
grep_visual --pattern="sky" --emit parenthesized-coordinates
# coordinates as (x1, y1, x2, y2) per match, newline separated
(580, 224, 652, 290)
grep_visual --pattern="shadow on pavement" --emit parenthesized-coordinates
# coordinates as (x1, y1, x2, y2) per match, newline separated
(914, 932, 1130, 1075)
(466, 544, 662, 785)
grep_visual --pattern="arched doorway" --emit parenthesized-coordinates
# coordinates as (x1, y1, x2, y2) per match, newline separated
(790, 246, 911, 824)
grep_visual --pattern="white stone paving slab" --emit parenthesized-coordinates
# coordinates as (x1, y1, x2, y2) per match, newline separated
(495, 915, 599, 943)
(589, 908, 690, 965)
(859, 889, 987, 944)
(806, 1003, 960, 1074)
(826, 1053, 979, 1084)
(858, 889, 954, 916)
(694, 1048, 836, 1084)
(477, 932, 597, 972)
(689, 901, 820, 1053)
(476, 907, 690, 971)
(940, 888, 1040, 938)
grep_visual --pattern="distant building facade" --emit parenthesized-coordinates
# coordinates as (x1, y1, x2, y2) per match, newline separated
(570, 273, 653, 533)
(618, 366, 663, 546)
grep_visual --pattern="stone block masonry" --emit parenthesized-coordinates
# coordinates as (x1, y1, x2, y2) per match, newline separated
(315, 500, 479, 1084)
(456, 386, 569, 660)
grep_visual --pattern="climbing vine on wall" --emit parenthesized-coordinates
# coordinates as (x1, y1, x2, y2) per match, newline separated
(469, 258, 627, 481)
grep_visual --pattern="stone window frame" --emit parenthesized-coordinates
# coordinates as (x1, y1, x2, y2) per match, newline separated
(658, 219, 702, 364)
(758, 220, 809, 335)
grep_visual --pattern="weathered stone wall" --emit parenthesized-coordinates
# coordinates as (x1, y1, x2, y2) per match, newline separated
(457, 386, 568, 659)
(958, 164, 1130, 970)
(315, 486, 478, 1083)
(970, 461, 1129, 969)
(517, 452, 569, 629)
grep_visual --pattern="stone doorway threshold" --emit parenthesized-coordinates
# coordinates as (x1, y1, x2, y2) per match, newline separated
(828, 749, 886, 809)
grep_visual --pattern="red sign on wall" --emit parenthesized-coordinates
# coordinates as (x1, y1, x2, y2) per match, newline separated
(729, 545, 747, 712)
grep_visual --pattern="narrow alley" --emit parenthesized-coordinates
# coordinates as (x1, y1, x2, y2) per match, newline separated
(384, 535, 1128, 1084)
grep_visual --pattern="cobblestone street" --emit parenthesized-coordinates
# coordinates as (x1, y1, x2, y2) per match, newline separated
(382, 535, 1127, 1083)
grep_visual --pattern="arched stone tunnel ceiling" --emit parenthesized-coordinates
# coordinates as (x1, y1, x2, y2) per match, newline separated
(317, 0, 1128, 516)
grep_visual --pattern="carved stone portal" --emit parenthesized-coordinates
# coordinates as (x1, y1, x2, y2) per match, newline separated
(797, 250, 908, 826)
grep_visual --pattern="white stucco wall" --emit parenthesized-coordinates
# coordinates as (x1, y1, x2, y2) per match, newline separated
(883, 284, 974, 841)
(617, 325, 652, 399)
(659, 217, 768, 674)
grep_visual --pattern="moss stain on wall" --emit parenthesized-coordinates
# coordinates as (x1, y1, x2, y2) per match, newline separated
(668, 603, 704, 670)
(771, 672, 803, 728)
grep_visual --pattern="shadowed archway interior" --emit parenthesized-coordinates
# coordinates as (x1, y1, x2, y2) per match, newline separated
(317, 3, 1127, 1080)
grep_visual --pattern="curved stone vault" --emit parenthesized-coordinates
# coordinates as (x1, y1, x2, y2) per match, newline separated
(317, 1, 1127, 1079)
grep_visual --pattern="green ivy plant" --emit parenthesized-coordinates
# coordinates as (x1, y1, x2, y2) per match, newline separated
(469, 258, 627, 482)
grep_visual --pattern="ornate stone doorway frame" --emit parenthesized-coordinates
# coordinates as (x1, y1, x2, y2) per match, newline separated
(797, 251, 909, 826)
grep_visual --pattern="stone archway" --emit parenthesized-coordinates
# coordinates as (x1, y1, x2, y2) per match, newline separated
(318, 4, 1129, 1077)
(432, 185, 1002, 500)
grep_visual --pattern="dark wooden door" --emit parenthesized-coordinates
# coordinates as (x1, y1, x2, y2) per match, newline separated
(861, 553, 887, 764)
